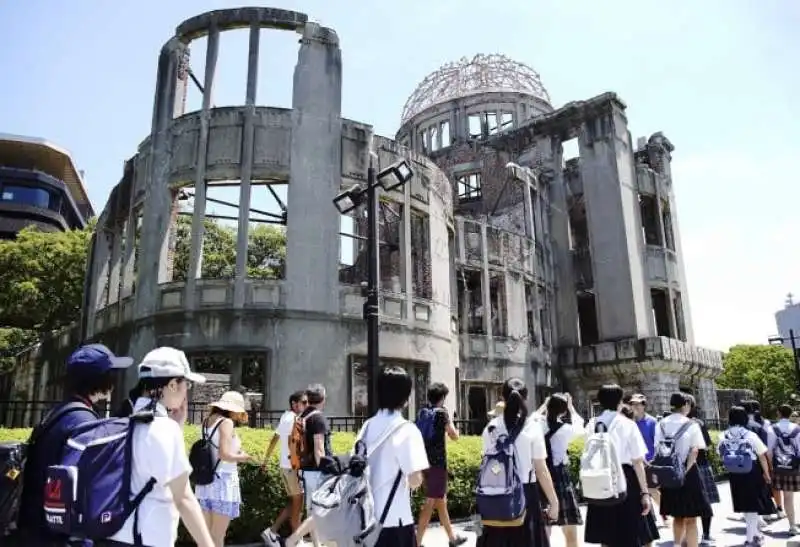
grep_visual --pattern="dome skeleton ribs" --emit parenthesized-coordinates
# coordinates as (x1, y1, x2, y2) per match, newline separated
(400, 53, 552, 124)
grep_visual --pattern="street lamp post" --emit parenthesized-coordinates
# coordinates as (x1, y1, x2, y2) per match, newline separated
(768, 329, 800, 391)
(333, 156, 414, 415)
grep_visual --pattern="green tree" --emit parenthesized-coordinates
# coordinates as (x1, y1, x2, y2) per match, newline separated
(717, 344, 798, 416)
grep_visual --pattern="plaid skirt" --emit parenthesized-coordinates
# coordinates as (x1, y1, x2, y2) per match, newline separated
(773, 470, 800, 492)
(698, 462, 721, 503)
(539, 464, 583, 526)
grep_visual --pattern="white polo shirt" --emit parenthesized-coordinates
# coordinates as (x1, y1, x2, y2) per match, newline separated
(276, 410, 296, 470)
(482, 415, 547, 483)
(585, 410, 648, 465)
(355, 410, 429, 528)
(109, 398, 192, 547)
(653, 413, 706, 463)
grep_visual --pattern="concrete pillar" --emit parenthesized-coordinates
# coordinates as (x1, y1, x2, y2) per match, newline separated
(234, 22, 261, 308)
(480, 223, 494, 358)
(89, 230, 112, 314)
(107, 227, 123, 304)
(545, 139, 579, 347)
(402, 180, 413, 321)
(284, 23, 342, 314)
(185, 25, 220, 309)
(577, 99, 651, 341)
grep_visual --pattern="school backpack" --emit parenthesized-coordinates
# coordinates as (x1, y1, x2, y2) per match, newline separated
(43, 411, 158, 545)
(719, 430, 755, 475)
(308, 420, 408, 547)
(188, 418, 225, 486)
(415, 406, 439, 441)
(747, 420, 769, 445)
(288, 410, 320, 471)
(544, 422, 565, 468)
(0, 401, 92, 537)
(579, 419, 627, 505)
(647, 421, 693, 489)
(475, 426, 527, 527)
(771, 425, 800, 474)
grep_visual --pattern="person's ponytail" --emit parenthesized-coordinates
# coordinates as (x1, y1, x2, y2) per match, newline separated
(503, 389, 529, 432)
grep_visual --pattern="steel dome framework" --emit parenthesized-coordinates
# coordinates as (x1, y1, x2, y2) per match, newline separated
(400, 53, 551, 124)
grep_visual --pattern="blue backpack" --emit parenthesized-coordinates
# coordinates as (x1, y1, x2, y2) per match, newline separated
(415, 407, 438, 441)
(647, 421, 693, 489)
(475, 426, 526, 527)
(719, 430, 755, 474)
(43, 411, 157, 545)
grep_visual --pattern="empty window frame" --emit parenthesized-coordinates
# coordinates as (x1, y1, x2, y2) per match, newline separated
(468, 114, 483, 139)
(457, 173, 482, 202)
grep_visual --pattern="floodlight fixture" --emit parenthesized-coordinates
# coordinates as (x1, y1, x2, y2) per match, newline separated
(332, 185, 365, 215)
(377, 160, 414, 192)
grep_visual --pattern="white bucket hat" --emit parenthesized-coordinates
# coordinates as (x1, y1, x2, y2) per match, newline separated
(210, 391, 248, 415)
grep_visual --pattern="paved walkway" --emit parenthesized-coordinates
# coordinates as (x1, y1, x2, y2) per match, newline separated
(414, 481, 796, 547)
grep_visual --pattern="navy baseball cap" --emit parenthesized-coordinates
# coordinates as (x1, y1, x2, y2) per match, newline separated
(66, 343, 134, 374)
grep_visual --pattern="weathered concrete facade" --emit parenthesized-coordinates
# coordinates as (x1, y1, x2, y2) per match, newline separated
(75, 14, 720, 422)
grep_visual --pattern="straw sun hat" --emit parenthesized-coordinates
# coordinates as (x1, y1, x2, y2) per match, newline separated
(209, 391, 248, 422)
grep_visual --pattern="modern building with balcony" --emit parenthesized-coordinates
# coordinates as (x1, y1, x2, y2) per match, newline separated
(0, 133, 92, 238)
(4, 7, 722, 426)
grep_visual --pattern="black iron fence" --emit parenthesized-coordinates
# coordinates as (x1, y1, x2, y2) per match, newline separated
(0, 400, 487, 434)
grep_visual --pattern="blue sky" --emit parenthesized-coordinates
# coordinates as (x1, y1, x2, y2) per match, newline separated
(1, 1, 798, 351)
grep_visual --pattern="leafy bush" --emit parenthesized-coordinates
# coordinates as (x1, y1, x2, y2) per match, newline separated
(0, 427, 726, 545)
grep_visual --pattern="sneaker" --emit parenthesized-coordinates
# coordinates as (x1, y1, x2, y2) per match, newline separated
(700, 535, 716, 545)
(449, 536, 468, 547)
(261, 530, 285, 547)
(789, 525, 800, 535)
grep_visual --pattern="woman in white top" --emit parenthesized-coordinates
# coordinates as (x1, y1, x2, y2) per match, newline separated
(583, 384, 657, 547)
(108, 347, 215, 547)
(533, 393, 584, 547)
(479, 377, 559, 547)
(654, 392, 710, 547)
(720, 405, 776, 546)
(195, 391, 253, 547)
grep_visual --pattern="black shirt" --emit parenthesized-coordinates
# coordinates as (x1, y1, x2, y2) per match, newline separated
(301, 406, 332, 470)
(424, 407, 449, 469)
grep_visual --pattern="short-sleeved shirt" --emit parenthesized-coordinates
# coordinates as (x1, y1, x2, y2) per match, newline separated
(586, 410, 649, 465)
(301, 406, 332, 470)
(276, 410, 296, 470)
(18, 397, 99, 539)
(109, 398, 193, 547)
(482, 415, 547, 484)
(356, 410, 429, 527)
(767, 419, 800, 455)
(423, 406, 450, 469)
(635, 414, 658, 461)
(654, 413, 706, 464)
(720, 426, 768, 460)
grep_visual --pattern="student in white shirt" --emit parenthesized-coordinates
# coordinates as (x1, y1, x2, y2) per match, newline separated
(533, 393, 585, 547)
(264, 391, 308, 536)
(356, 366, 429, 547)
(654, 392, 710, 547)
(584, 384, 658, 547)
(767, 403, 800, 535)
(479, 377, 559, 547)
(719, 405, 775, 546)
(109, 347, 215, 547)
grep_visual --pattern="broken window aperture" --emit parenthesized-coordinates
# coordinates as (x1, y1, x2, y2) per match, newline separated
(457, 269, 484, 334)
(500, 111, 514, 131)
(568, 197, 589, 251)
(457, 173, 482, 202)
(524, 282, 538, 344)
(673, 291, 686, 341)
(449, 228, 458, 315)
(379, 200, 403, 293)
(639, 194, 662, 246)
(440, 120, 451, 147)
(538, 285, 551, 348)
(486, 112, 499, 135)
(410, 210, 433, 299)
(487, 226, 503, 265)
(430, 125, 440, 152)
(418, 129, 428, 153)
(651, 288, 672, 337)
(339, 211, 367, 285)
(577, 293, 599, 345)
(463, 220, 482, 261)
(489, 273, 507, 337)
(468, 114, 483, 139)
(662, 200, 676, 251)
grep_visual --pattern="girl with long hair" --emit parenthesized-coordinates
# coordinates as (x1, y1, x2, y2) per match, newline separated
(478, 377, 559, 547)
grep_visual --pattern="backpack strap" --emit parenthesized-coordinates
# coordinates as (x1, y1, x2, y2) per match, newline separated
(204, 417, 227, 477)
(544, 422, 566, 467)
(379, 471, 403, 525)
(28, 400, 97, 449)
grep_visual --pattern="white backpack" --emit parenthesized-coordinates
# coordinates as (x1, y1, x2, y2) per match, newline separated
(579, 417, 627, 505)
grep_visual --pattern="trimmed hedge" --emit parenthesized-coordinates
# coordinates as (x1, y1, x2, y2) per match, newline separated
(0, 427, 725, 545)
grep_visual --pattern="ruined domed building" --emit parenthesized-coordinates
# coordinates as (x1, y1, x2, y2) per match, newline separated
(2, 7, 722, 427)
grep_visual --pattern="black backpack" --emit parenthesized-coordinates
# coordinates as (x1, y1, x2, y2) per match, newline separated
(189, 419, 224, 485)
(0, 401, 93, 537)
